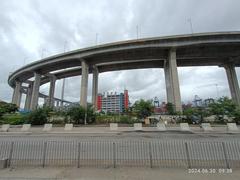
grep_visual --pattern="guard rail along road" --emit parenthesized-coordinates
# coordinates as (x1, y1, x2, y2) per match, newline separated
(0, 140, 239, 169)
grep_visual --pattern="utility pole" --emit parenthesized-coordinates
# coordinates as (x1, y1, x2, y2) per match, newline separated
(95, 33, 98, 45)
(41, 48, 46, 59)
(136, 25, 139, 39)
(61, 41, 68, 108)
(23, 57, 28, 66)
(187, 18, 194, 34)
(215, 84, 220, 99)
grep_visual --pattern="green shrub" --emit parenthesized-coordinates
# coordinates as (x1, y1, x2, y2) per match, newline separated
(26, 107, 52, 125)
(95, 115, 117, 124)
(51, 119, 65, 125)
(0, 102, 18, 118)
(132, 99, 154, 119)
(95, 114, 139, 124)
(67, 105, 96, 124)
(1, 113, 27, 125)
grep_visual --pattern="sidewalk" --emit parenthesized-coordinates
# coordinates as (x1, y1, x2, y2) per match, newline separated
(1, 125, 239, 135)
(0, 167, 239, 180)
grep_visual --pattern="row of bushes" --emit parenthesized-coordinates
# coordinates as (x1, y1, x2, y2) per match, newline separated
(0, 109, 142, 126)
(0, 105, 98, 125)
(0, 113, 27, 125)
(95, 115, 140, 124)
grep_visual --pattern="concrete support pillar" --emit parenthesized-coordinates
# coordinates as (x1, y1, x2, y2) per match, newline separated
(48, 76, 56, 108)
(224, 64, 240, 105)
(164, 48, 182, 112)
(24, 82, 33, 110)
(92, 65, 98, 110)
(30, 72, 41, 110)
(43, 98, 47, 105)
(12, 81, 22, 107)
(17, 92, 22, 108)
(80, 60, 89, 108)
(61, 78, 65, 107)
(56, 101, 60, 107)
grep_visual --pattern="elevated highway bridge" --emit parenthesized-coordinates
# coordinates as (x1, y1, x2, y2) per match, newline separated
(8, 32, 240, 112)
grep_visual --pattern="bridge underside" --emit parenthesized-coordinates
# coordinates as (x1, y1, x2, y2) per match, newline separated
(8, 32, 240, 112)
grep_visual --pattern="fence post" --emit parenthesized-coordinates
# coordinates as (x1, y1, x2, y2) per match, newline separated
(8, 142, 14, 167)
(113, 142, 116, 168)
(222, 142, 230, 169)
(42, 142, 47, 168)
(185, 142, 191, 168)
(149, 142, 153, 168)
(77, 142, 80, 168)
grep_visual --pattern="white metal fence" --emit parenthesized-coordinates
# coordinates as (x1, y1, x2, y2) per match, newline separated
(0, 140, 239, 168)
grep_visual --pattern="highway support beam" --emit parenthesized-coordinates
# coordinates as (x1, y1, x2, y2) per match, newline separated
(164, 48, 182, 113)
(92, 65, 98, 110)
(29, 72, 41, 111)
(24, 82, 33, 110)
(224, 64, 240, 106)
(80, 60, 89, 108)
(12, 81, 22, 107)
(48, 75, 56, 108)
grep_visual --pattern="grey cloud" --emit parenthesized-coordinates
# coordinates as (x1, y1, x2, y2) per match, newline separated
(0, 0, 240, 107)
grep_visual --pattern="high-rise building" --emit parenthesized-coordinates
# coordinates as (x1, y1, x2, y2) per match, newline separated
(97, 90, 129, 113)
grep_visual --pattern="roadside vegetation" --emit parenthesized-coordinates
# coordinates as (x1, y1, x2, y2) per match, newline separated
(182, 97, 240, 124)
(1, 97, 240, 125)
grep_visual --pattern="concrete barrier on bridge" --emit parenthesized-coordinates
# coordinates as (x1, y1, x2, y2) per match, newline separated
(156, 123, 166, 131)
(21, 124, 31, 132)
(134, 123, 142, 131)
(64, 124, 73, 131)
(227, 123, 239, 131)
(180, 123, 191, 131)
(201, 123, 213, 131)
(1, 124, 10, 132)
(110, 123, 118, 131)
(43, 124, 52, 132)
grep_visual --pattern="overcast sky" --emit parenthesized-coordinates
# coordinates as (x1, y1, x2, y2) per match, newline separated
(1, 0, 240, 107)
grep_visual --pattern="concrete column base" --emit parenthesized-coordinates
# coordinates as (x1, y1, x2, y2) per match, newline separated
(48, 76, 56, 107)
(164, 48, 182, 113)
(224, 64, 240, 106)
(12, 81, 22, 107)
(24, 82, 33, 110)
(29, 72, 41, 110)
(92, 65, 99, 110)
(80, 60, 89, 108)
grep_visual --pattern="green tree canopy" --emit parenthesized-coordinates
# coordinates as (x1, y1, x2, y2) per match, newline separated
(133, 99, 154, 119)
(0, 101, 18, 118)
(166, 103, 175, 115)
(26, 106, 53, 125)
(67, 105, 96, 124)
(208, 97, 237, 122)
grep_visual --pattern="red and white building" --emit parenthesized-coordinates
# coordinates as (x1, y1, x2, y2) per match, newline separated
(97, 90, 129, 113)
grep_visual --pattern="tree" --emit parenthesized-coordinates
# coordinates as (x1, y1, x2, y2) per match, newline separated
(233, 107, 240, 124)
(0, 101, 18, 118)
(208, 97, 237, 122)
(166, 103, 175, 115)
(183, 106, 209, 124)
(133, 99, 154, 119)
(67, 105, 96, 124)
(26, 107, 52, 125)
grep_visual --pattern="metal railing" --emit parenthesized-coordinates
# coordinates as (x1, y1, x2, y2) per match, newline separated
(0, 140, 239, 168)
